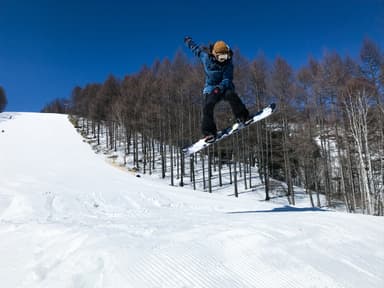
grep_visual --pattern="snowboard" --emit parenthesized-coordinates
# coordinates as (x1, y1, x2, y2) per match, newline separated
(182, 103, 276, 155)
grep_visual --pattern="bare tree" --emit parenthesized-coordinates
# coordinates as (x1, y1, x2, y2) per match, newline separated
(341, 79, 376, 214)
(360, 38, 383, 108)
(270, 57, 296, 204)
(250, 54, 272, 200)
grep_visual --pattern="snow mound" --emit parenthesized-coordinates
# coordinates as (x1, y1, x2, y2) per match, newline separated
(0, 112, 383, 288)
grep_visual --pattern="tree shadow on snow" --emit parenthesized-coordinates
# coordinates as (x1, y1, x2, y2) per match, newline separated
(227, 205, 328, 214)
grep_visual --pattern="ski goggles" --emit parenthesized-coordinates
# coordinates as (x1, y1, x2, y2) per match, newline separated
(215, 53, 229, 62)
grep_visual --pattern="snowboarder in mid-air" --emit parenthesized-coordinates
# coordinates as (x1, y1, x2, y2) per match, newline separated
(184, 36, 251, 143)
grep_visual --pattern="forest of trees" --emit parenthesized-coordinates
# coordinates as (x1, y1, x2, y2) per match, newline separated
(0, 86, 7, 113)
(40, 98, 70, 113)
(44, 38, 384, 216)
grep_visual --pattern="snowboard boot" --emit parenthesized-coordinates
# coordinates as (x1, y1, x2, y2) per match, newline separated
(237, 114, 253, 126)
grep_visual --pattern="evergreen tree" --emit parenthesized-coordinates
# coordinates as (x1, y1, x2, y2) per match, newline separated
(0, 86, 7, 112)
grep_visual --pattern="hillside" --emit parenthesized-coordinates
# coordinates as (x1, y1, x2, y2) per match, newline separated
(0, 112, 383, 288)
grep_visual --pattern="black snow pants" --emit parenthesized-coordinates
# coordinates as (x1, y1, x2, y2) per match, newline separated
(202, 89, 249, 136)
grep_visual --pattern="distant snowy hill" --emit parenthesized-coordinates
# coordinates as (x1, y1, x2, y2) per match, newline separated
(0, 112, 383, 288)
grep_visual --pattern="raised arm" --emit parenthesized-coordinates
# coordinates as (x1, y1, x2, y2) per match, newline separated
(184, 36, 207, 59)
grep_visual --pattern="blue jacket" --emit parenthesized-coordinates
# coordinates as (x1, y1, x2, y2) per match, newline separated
(186, 39, 235, 94)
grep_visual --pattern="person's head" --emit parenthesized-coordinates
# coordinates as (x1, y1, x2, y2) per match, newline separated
(212, 40, 231, 62)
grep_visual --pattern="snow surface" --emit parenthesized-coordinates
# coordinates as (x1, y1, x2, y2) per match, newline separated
(0, 112, 383, 288)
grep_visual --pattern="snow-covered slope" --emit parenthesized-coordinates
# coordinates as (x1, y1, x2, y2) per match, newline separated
(0, 112, 383, 288)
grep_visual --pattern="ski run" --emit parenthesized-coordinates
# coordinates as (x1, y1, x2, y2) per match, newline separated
(0, 112, 383, 288)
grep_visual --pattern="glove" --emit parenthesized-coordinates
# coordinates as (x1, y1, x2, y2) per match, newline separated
(184, 36, 192, 45)
(212, 87, 221, 95)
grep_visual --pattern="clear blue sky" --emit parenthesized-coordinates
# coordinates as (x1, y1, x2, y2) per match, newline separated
(1, 0, 383, 112)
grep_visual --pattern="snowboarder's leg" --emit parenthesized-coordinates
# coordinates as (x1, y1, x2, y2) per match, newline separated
(202, 92, 221, 137)
(223, 89, 250, 122)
